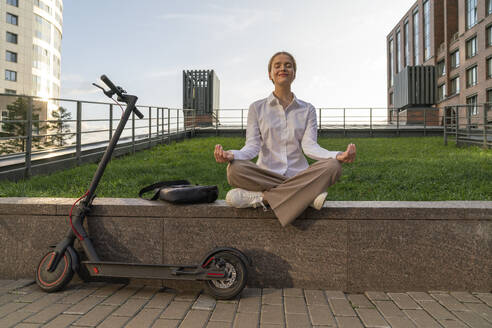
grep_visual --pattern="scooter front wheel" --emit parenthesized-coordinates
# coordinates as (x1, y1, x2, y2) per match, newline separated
(36, 251, 74, 292)
(203, 251, 247, 300)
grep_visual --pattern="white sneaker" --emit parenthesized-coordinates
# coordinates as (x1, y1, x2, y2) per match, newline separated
(310, 192, 327, 210)
(226, 188, 266, 210)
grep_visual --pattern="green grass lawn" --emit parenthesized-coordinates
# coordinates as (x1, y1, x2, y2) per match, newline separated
(0, 136, 490, 200)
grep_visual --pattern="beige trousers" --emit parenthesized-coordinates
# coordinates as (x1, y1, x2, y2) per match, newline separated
(226, 159, 342, 227)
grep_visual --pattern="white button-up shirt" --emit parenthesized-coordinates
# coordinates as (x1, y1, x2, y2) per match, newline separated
(231, 93, 340, 178)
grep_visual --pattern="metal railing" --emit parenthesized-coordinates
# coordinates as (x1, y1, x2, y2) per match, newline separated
(443, 104, 492, 148)
(0, 94, 196, 178)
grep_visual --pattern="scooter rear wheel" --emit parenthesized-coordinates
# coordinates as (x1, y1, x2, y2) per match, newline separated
(203, 251, 247, 300)
(36, 251, 74, 293)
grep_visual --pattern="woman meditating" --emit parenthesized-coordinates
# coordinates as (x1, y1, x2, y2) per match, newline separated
(214, 51, 356, 227)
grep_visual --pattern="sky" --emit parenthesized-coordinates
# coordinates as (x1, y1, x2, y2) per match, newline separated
(60, 0, 416, 109)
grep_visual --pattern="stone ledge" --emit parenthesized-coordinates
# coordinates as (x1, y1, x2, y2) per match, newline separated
(0, 198, 490, 292)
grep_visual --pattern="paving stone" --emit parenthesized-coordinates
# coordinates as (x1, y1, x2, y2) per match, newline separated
(388, 293, 421, 310)
(1, 279, 34, 292)
(238, 290, 261, 314)
(173, 290, 200, 302)
(57, 288, 94, 304)
(284, 296, 307, 314)
(365, 292, 390, 301)
(335, 316, 364, 328)
(207, 321, 232, 328)
(151, 318, 180, 328)
(131, 286, 158, 299)
(474, 293, 492, 307)
(308, 304, 336, 326)
(15, 291, 45, 304)
(260, 304, 283, 325)
(283, 288, 303, 298)
(0, 280, 15, 288)
(356, 308, 390, 327)
(145, 290, 175, 309)
(97, 314, 130, 328)
(373, 300, 405, 318)
(452, 310, 492, 328)
(180, 309, 212, 328)
(0, 301, 27, 317)
(125, 307, 164, 328)
(192, 294, 216, 311)
(262, 288, 283, 305)
(101, 285, 141, 306)
(325, 290, 346, 299)
(23, 303, 70, 324)
(451, 292, 482, 303)
(63, 296, 103, 315)
(261, 324, 282, 328)
(0, 293, 18, 307)
(91, 283, 124, 298)
(407, 292, 434, 302)
(305, 289, 328, 305)
(384, 315, 417, 328)
(233, 312, 259, 328)
(20, 294, 62, 313)
(465, 302, 492, 323)
(285, 312, 311, 328)
(403, 309, 443, 328)
(436, 318, 469, 328)
(112, 298, 147, 317)
(43, 314, 80, 328)
(160, 300, 192, 319)
(13, 323, 41, 328)
(348, 294, 375, 309)
(210, 302, 236, 322)
(328, 298, 356, 317)
(0, 309, 34, 327)
(73, 304, 116, 326)
(431, 293, 469, 311)
(417, 300, 458, 321)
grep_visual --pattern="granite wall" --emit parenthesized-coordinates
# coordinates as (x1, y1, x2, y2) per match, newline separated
(0, 198, 490, 292)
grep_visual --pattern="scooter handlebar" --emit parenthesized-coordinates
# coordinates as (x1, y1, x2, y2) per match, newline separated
(133, 108, 144, 119)
(100, 75, 122, 97)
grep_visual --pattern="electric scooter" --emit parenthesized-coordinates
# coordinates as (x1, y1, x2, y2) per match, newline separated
(35, 75, 250, 299)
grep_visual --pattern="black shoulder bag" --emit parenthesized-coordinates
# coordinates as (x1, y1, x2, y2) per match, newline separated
(138, 180, 218, 204)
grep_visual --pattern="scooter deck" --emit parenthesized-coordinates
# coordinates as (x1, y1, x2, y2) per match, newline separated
(82, 261, 226, 281)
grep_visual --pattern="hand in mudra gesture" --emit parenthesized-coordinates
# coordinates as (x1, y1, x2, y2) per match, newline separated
(336, 143, 356, 163)
(214, 144, 234, 163)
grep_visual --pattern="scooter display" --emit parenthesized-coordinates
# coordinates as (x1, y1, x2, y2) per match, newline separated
(35, 75, 249, 299)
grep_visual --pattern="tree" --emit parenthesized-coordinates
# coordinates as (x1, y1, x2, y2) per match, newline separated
(47, 106, 75, 147)
(0, 97, 45, 155)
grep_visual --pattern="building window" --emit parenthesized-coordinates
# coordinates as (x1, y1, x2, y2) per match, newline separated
(466, 0, 478, 29)
(438, 84, 446, 101)
(389, 38, 394, 86)
(488, 57, 492, 78)
(423, 1, 431, 60)
(5, 50, 17, 63)
(466, 36, 477, 58)
(450, 76, 460, 95)
(7, 0, 18, 7)
(466, 65, 478, 87)
(4, 89, 16, 94)
(389, 92, 394, 105)
(437, 60, 446, 76)
(404, 20, 410, 67)
(488, 0, 492, 15)
(413, 9, 419, 65)
(396, 29, 401, 73)
(6, 13, 18, 25)
(6, 31, 17, 44)
(34, 14, 52, 44)
(5, 70, 17, 81)
(466, 95, 478, 115)
(487, 88, 492, 102)
(487, 25, 492, 47)
(450, 49, 460, 68)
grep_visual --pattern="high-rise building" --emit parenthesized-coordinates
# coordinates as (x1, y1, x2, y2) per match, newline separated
(183, 70, 220, 127)
(387, 0, 492, 125)
(0, 0, 63, 134)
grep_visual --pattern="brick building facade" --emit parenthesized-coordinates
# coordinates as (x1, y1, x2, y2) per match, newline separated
(387, 0, 492, 125)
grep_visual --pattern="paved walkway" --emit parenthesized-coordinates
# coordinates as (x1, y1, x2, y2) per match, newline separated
(0, 280, 491, 328)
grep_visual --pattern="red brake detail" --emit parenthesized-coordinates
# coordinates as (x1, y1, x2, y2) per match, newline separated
(69, 190, 89, 241)
(202, 257, 214, 268)
(207, 273, 225, 277)
(92, 267, 99, 274)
